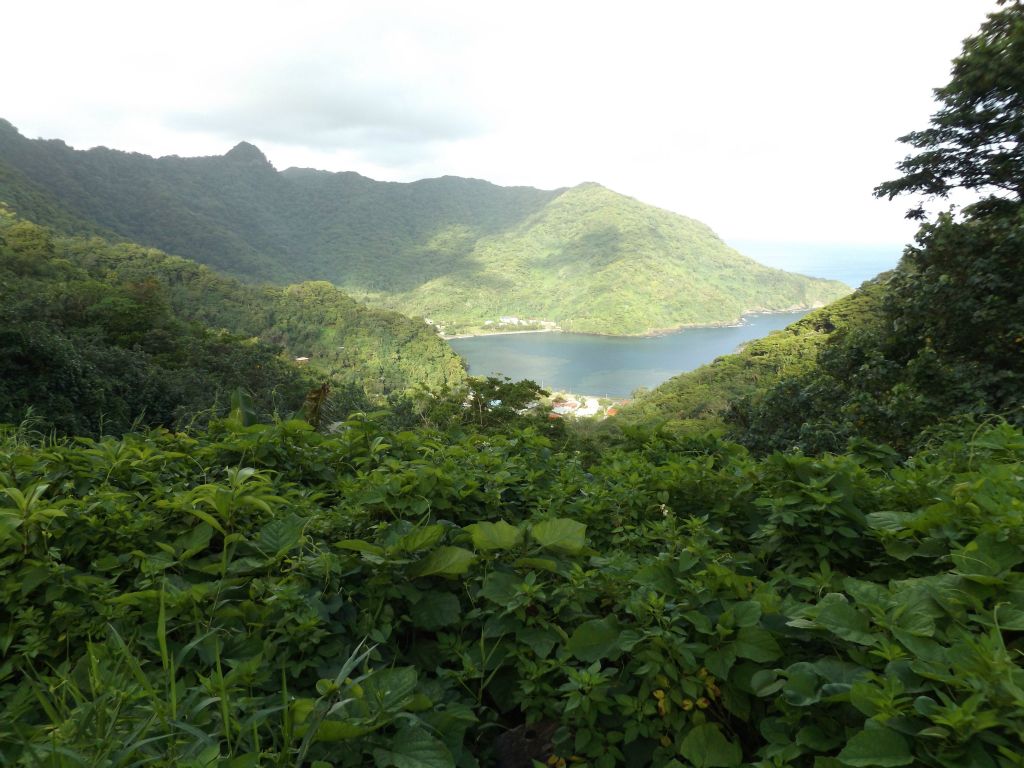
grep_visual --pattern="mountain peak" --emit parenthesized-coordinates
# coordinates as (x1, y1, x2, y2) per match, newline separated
(223, 141, 273, 168)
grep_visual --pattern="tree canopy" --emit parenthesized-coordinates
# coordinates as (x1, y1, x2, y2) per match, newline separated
(875, 0, 1024, 211)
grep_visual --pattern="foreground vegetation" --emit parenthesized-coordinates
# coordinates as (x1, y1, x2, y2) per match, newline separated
(2, 412, 1022, 767)
(0, 123, 848, 335)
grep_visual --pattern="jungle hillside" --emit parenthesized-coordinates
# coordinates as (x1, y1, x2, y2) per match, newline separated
(0, 121, 848, 335)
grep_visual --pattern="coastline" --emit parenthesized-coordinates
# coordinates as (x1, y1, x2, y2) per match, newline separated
(441, 328, 561, 340)
(443, 307, 816, 341)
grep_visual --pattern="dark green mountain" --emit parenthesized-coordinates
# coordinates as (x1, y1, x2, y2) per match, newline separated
(0, 120, 849, 335)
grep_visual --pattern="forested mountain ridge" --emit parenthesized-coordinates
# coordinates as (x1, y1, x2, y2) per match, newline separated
(0, 209, 465, 435)
(372, 182, 849, 335)
(0, 119, 848, 334)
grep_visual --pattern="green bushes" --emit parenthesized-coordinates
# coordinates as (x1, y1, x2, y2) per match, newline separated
(2, 415, 1022, 766)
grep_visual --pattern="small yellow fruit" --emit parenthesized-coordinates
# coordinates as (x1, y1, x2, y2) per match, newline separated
(653, 689, 666, 700)
(682, 699, 694, 711)
(660, 735, 673, 748)
(697, 697, 710, 709)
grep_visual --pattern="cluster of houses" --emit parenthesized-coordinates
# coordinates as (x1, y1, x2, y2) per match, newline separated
(545, 395, 628, 419)
(482, 316, 558, 329)
(549, 396, 600, 418)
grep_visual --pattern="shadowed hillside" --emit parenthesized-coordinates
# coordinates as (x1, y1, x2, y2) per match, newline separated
(0, 120, 849, 335)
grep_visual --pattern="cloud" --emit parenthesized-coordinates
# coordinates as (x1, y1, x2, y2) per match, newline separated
(0, 0, 1003, 244)
(157, 3, 491, 167)
(167, 59, 486, 164)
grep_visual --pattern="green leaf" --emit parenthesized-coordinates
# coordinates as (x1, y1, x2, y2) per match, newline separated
(632, 561, 678, 593)
(395, 524, 445, 553)
(684, 610, 714, 635)
(991, 605, 1024, 631)
(705, 645, 738, 679)
(408, 546, 476, 578)
(782, 662, 821, 706)
(336, 539, 386, 556)
(678, 723, 742, 768)
(480, 571, 520, 604)
(108, 590, 161, 605)
(410, 591, 462, 630)
(750, 669, 785, 697)
(730, 601, 763, 628)
(837, 727, 913, 767)
(797, 725, 843, 751)
(514, 556, 560, 573)
(0, 511, 24, 547)
(225, 754, 262, 768)
(951, 533, 1024, 579)
(565, 616, 623, 662)
(517, 627, 558, 658)
(530, 518, 587, 555)
(314, 721, 371, 741)
(812, 594, 878, 646)
(362, 667, 418, 713)
(185, 506, 225, 535)
(733, 626, 781, 662)
(464, 520, 522, 551)
(372, 726, 455, 768)
(865, 511, 911, 533)
(258, 513, 304, 556)
(174, 522, 214, 560)
(18, 565, 50, 596)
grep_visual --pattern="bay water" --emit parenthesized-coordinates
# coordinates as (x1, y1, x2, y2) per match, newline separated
(448, 310, 809, 398)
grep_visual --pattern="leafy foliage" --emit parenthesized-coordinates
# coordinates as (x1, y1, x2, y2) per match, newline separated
(2, 412, 1023, 766)
(875, 0, 1024, 206)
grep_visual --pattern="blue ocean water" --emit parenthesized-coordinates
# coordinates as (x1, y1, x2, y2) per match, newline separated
(728, 240, 904, 288)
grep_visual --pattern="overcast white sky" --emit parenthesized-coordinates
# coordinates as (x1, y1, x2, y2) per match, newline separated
(1, 0, 1000, 252)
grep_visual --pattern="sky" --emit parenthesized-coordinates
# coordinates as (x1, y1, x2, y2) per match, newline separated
(1, 0, 1002, 264)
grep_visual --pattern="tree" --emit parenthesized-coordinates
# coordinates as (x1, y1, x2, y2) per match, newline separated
(875, 1, 1024, 213)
